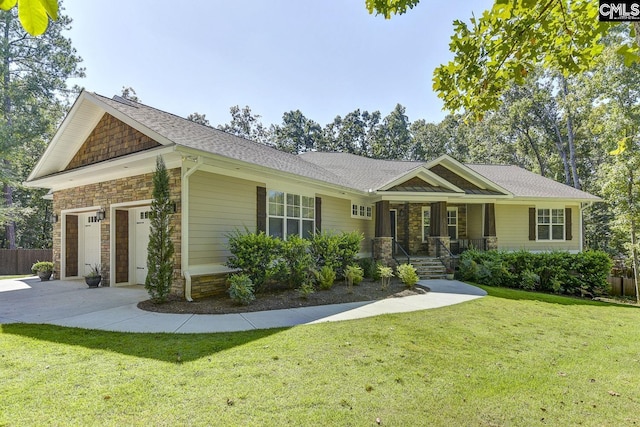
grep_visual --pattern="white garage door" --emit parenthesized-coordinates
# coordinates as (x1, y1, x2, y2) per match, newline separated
(80, 213, 101, 276)
(134, 208, 152, 285)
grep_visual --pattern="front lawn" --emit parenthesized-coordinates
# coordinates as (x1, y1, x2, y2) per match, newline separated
(2, 286, 639, 426)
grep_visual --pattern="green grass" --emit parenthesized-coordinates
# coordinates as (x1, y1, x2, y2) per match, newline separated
(2, 286, 640, 426)
(0, 274, 31, 280)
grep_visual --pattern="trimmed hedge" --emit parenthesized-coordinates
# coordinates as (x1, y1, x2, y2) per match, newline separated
(227, 230, 363, 292)
(458, 249, 612, 296)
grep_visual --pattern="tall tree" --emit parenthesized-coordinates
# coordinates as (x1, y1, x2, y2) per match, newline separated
(372, 104, 412, 159)
(271, 110, 322, 154)
(0, 5, 83, 248)
(217, 105, 268, 144)
(187, 112, 210, 127)
(120, 86, 140, 102)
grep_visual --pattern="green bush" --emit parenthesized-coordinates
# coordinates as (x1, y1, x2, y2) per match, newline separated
(226, 229, 283, 292)
(31, 261, 53, 274)
(298, 281, 315, 299)
(458, 249, 611, 297)
(228, 274, 255, 305)
(396, 263, 419, 287)
(378, 265, 394, 290)
(310, 231, 363, 278)
(314, 265, 337, 290)
(358, 257, 376, 279)
(279, 235, 313, 288)
(344, 264, 364, 290)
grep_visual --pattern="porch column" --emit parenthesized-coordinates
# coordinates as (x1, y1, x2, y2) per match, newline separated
(373, 201, 394, 266)
(375, 200, 391, 237)
(484, 203, 498, 250)
(427, 201, 450, 256)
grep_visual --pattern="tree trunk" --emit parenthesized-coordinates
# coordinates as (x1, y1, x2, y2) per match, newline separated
(550, 119, 571, 186)
(560, 75, 581, 190)
(629, 165, 640, 304)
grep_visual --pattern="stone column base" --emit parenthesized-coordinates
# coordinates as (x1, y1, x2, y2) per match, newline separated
(485, 236, 498, 251)
(427, 236, 450, 256)
(372, 237, 395, 267)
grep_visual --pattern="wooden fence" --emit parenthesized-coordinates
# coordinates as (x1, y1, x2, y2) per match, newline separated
(0, 249, 52, 275)
(607, 276, 637, 297)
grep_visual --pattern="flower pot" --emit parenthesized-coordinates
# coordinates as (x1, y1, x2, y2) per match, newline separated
(446, 273, 454, 280)
(37, 271, 52, 281)
(85, 276, 101, 287)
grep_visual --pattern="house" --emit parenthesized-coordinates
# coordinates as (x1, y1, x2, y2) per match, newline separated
(24, 91, 601, 300)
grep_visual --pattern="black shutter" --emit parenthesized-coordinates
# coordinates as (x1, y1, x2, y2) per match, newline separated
(315, 197, 322, 233)
(565, 207, 572, 240)
(528, 208, 536, 241)
(257, 186, 266, 233)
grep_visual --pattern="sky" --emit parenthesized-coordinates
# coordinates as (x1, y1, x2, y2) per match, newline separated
(61, 0, 494, 128)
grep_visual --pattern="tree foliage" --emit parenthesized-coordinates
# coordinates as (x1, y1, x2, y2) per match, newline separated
(0, 0, 57, 35)
(145, 156, 175, 303)
(0, 5, 83, 248)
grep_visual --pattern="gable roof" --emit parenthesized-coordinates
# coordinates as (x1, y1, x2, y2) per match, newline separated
(26, 90, 601, 202)
(466, 164, 598, 200)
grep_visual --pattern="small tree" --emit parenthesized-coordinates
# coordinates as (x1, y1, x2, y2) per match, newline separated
(145, 156, 175, 303)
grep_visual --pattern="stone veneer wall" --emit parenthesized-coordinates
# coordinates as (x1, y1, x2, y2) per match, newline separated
(52, 168, 183, 294)
(191, 273, 232, 300)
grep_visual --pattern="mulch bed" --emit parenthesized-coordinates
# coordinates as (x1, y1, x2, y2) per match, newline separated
(138, 278, 429, 315)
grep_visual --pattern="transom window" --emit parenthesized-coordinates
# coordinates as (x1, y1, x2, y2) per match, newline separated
(268, 191, 315, 239)
(351, 202, 373, 220)
(537, 208, 564, 241)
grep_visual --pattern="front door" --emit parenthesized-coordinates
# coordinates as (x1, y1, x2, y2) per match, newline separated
(134, 208, 151, 285)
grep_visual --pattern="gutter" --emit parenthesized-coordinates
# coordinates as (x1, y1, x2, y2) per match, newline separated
(181, 156, 203, 302)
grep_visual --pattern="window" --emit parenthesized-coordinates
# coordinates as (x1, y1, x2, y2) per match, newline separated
(422, 207, 431, 242)
(537, 208, 564, 241)
(351, 202, 373, 220)
(447, 207, 458, 240)
(268, 190, 314, 239)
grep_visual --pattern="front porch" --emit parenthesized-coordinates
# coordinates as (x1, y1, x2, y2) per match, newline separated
(371, 201, 498, 265)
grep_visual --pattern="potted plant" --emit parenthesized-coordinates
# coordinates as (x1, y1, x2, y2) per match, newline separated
(84, 264, 102, 287)
(445, 267, 455, 280)
(31, 261, 54, 281)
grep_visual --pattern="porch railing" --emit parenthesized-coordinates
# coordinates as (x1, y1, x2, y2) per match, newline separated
(450, 238, 487, 255)
(435, 238, 458, 271)
(392, 239, 410, 266)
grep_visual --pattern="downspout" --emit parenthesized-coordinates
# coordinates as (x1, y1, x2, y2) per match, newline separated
(182, 156, 203, 302)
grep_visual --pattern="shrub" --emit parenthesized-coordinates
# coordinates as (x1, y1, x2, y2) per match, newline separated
(458, 249, 612, 297)
(31, 261, 53, 274)
(279, 235, 313, 288)
(396, 263, 419, 287)
(344, 264, 364, 291)
(520, 269, 540, 291)
(310, 231, 363, 278)
(228, 274, 255, 305)
(358, 257, 376, 279)
(314, 265, 337, 290)
(226, 229, 283, 292)
(378, 265, 394, 290)
(298, 281, 315, 299)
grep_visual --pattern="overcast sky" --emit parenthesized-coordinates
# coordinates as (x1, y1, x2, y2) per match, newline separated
(62, 0, 493, 127)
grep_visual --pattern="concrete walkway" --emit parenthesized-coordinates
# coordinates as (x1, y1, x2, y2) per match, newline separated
(0, 277, 486, 333)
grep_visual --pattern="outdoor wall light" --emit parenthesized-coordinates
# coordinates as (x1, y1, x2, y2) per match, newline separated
(96, 209, 106, 221)
(50, 213, 58, 224)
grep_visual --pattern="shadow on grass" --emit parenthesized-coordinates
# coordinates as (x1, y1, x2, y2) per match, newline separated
(476, 284, 638, 308)
(0, 323, 286, 363)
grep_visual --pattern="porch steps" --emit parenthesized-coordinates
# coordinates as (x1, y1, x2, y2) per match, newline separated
(409, 256, 447, 280)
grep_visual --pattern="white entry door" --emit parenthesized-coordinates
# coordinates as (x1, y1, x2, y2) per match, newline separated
(80, 213, 100, 276)
(134, 208, 152, 285)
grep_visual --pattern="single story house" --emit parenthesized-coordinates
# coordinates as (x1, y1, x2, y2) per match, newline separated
(24, 91, 600, 300)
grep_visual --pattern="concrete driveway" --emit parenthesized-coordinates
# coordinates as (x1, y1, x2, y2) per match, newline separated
(0, 277, 486, 333)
